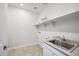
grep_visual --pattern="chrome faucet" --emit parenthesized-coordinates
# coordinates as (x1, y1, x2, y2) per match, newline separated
(62, 35, 66, 41)
(54, 35, 66, 41)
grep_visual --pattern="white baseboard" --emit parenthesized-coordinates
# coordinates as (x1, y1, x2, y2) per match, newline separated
(8, 43, 39, 50)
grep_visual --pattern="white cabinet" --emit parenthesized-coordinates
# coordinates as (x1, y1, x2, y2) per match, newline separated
(41, 42, 57, 56)
(41, 41, 66, 56)
(43, 47, 52, 56)
(43, 47, 57, 56)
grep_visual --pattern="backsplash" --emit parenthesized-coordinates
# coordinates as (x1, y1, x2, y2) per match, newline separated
(38, 31, 79, 41)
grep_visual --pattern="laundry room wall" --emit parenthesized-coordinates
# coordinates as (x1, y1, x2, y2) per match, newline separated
(0, 3, 8, 48)
(7, 7, 39, 48)
(38, 3, 79, 41)
(38, 3, 79, 33)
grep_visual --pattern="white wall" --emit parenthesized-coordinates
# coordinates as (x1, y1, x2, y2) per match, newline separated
(38, 11, 79, 33)
(7, 7, 38, 48)
(0, 3, 8, 47)
(39, 31, 79, 42)
(0, 3, 8, 55)
(38, 3, 79, 33)
(39, 3, 79, 21)
(38, 3, 79, 41)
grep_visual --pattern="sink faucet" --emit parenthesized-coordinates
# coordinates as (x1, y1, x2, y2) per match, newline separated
(55, 35, 66, 41)
(62, 35, 66, 41)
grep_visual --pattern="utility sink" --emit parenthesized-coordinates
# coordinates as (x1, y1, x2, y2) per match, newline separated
(49, 40, 75, 50)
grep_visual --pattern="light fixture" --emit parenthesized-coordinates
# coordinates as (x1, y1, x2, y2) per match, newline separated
(20, 3, 24, 6)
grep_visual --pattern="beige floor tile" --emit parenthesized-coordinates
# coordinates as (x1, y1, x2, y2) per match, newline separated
(8, 44, 43, 56)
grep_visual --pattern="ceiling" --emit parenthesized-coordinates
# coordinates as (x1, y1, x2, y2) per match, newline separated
(8, 3, 48, 13)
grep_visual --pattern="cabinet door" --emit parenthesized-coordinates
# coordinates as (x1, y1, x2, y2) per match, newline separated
(43, 47, 52, 56)
(52, 51, 57, 56)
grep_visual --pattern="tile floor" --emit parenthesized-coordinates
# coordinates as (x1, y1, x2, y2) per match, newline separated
(8, 44, 43, 56)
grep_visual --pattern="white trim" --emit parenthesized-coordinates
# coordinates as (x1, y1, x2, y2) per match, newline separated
(8, 43, 39, 50)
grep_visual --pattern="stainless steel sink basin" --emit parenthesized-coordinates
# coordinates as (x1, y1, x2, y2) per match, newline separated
(49, 40, 75, 50)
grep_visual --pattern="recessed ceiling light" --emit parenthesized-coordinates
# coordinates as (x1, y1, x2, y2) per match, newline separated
(20, 3, 24, 6)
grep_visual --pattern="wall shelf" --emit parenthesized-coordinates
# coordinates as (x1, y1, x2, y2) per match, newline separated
(34, 10, 79, 27)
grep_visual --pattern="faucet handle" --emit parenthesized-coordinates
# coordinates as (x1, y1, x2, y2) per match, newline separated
(45, 37, 50, 40)
(62, 35, 66, 41)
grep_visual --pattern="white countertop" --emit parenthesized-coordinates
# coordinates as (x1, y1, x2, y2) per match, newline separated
(43, 40, 79, 56)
